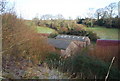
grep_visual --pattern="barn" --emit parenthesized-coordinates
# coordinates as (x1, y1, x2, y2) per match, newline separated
(48, 35, 91, 57)
(96, 39, 120, 46)
(48, 35, 91, 49)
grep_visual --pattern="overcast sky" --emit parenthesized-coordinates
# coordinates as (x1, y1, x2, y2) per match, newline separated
(9, 0, 119, 20)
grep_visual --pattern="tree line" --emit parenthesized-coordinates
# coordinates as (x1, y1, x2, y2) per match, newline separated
(77, 2, 120, 28)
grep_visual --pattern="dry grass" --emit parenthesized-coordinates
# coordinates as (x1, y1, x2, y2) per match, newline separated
(2, 12, 56, 65)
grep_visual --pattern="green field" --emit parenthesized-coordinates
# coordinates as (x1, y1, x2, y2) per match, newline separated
(36, 25, 119, 40)
(36, 26, 56, 34)
(86, 26, 119, 40)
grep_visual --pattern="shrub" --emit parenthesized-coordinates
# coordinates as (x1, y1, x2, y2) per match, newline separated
(86, 30, 100, 41)
(58, 27, 69, 34)
(45, 52, 61, 69)
(59, 28, 100, 41)
(2, 12, 56, 65)
(48, 32, 58, 38)
(46, 48, 120, 79)
(95, 17, 120, 28)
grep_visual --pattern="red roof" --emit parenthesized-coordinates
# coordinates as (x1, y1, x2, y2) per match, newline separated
(96, 39, 120, 46)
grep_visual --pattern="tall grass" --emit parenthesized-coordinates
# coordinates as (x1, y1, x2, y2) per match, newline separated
(2, 12, 56, 66)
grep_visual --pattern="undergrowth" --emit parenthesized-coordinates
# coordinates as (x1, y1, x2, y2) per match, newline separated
(46, 48, 120, 79)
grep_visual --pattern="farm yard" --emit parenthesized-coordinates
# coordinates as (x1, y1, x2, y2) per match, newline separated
(1, 0, 120, 80)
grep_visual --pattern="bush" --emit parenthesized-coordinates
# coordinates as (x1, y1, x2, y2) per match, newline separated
(45, 52, 61, 69)
(48, 32, 58, 38)
(96, 17, 120, 28)
(2, 13, 56, 65)
(86, 30, 100, 41)
(46, 48, 120, 79)
(59, 28, 100, 41)
(58, 27, 68, 34)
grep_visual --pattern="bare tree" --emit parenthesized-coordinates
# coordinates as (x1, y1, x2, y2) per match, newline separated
(87, 8, 95, 27)
(55, 14, 64, 20)
(96, 7, 110, 20)
(32, 17, 39, 26)
(118, 1, 120, 18)
(105, 2, 117, 27)
(105, 2, 117, 18)
(0, 0, 7, 14)
(96, 8, 104, 20)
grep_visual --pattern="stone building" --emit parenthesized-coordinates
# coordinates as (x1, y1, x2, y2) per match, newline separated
(48, 35, 91, 57)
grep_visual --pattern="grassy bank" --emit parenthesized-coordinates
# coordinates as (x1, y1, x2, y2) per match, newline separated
(86, 26, 119, 40)
(36, 26, 56, 34)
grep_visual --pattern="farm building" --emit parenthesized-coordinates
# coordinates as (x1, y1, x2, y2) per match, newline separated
(48, 35, 91, 57)
(96, 39, 120, 46)
(55, 35, 86, 41)
(48, 38, 71, 50)
(48, 35, 90, 49)
(55, 35, 90, 46)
